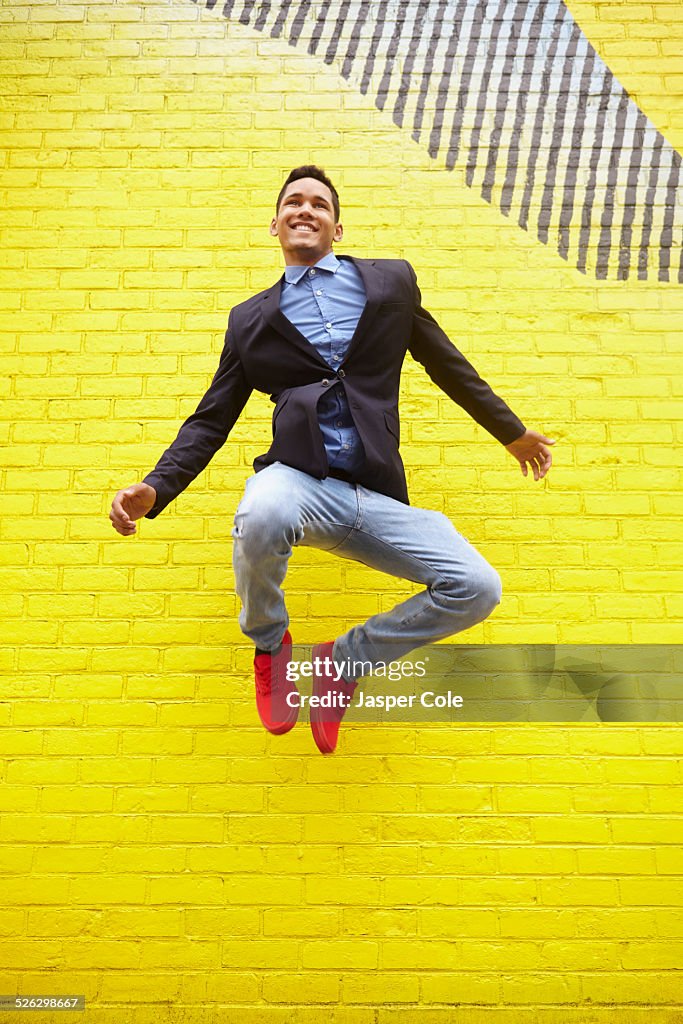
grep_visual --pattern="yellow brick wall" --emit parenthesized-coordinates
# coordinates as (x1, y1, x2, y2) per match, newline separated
(1, 0, 682, 1020)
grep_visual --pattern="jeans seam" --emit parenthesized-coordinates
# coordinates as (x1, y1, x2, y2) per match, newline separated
(300, 519, 355, 552)
(324, 528, 356, 552)
(354, 486, 364, 531)
(354, 487, 455, 583)
(319, 487, 362, 552)
(335, 526, 452, 586)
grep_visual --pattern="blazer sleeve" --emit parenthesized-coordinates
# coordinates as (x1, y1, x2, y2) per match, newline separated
(142, 311, 252, 518)
(405, 261, 526, 445)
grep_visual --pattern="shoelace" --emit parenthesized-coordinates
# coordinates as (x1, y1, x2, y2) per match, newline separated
(254, 653, 285, 697)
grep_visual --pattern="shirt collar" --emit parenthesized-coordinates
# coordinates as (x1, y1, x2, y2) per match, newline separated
(283, 251, 340, 285)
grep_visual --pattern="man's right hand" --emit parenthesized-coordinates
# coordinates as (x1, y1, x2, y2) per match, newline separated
(109, 483, 157, 536)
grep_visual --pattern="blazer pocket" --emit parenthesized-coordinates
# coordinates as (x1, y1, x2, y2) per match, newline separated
(379, 302, 409, 312)
(384, 410, 400, 443)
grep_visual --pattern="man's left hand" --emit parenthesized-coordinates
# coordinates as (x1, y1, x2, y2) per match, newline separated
(505, 429, 555, 481)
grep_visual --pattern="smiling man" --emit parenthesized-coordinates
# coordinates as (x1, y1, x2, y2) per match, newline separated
(110, 165, 554, 755)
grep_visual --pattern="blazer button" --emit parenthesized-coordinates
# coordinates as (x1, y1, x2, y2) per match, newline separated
(322, 379, 330, 386)
(338, 369, 346, 378)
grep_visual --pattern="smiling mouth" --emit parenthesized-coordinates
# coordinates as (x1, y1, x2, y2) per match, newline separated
(291, 224, 317, 233)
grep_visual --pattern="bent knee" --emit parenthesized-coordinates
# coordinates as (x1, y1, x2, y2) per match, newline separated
(234, 498, 300, 538)
(436, 562, 502, 618)
(233, 496, 302, 552)
(475, 566, 502, 615)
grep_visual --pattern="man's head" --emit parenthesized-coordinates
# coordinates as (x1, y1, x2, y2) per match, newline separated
(270, 165, 343, 266)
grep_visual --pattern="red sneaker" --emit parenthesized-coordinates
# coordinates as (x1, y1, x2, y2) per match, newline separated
(254, 629, 298, 735)
(310, 642, 357, 755)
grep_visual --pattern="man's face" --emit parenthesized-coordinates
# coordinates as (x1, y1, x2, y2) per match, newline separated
(270, 177, 343, 265)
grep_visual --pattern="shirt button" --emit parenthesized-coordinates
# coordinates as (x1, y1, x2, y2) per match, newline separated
(325, 322, 332, 330)
(343, 444, 349, 450)
(336, 421, 343, 427)
(316, 289, 323, 296)
(332, 354, 340, 361)
(310, 268, 316, 276)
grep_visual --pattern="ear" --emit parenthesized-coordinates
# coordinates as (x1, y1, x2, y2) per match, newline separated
(334, 222, 343, 242)
(269, 217, 278, 237)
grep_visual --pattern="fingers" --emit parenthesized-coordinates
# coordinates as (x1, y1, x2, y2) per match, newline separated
(111, 493, 130, 524)
(109, 509, 136, 536)
(531, 445, 553, 480)
(519, 453, 542, 479)
(112, 521, 136, 536)
(510, 432, 555, 481)
(520, 445, 552, 481)
(109, 490, 137, 537)
(540, 445, 553, 477)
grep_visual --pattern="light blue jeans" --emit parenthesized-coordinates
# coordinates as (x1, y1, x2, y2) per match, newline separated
(231, 463, 502, 668)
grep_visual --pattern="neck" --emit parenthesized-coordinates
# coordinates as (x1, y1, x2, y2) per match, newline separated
(282, 247, 334, 267)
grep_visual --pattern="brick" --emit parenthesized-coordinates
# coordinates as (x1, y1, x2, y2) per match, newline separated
(115, 786, 189, 814)
(303, 814, 377, 844)
(262, 972, 340, 1004)
(148, 877, 223, 906)
(580, 972, 683, 1003)
(40, 787, 113, 813)
(306, 876, 381, 906)
(263, 909, 338, 937)
(140, 939, 221, 970)
(99, 974, 182, 1003)
(221, 939, 298, 970)
(419, 908, 496, 941)
(303, 940, 378, 970)
(186, 846, 265, 874)
(0, 877, 70, 906)
(148, 816, 224, 845)
(421, 973, 499, 1004)
(501, 973, 583, 1004)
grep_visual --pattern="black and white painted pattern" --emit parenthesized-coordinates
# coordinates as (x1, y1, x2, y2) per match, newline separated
(191, 0, 682, 283)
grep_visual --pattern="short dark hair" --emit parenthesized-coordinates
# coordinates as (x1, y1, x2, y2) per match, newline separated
(276, 165, 340, 221)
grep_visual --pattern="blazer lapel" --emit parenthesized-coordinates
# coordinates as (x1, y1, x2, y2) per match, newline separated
(261, 279, 329, 368)
(338, 256, 385, 361)
(260, 256, 386, 368)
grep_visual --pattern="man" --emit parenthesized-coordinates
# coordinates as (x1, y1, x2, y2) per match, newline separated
(110, 165, 554, 754)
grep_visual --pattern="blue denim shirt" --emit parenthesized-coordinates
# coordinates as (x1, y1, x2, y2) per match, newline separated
(280, 252, 366, 474)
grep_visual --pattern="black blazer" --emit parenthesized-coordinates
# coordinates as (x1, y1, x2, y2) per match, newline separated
(143, 256, 525, 518)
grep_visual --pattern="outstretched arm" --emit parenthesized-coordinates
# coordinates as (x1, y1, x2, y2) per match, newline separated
(405, 263, 554, 480)
(109, 316, 252, 532)
(406, 262, 525, 444)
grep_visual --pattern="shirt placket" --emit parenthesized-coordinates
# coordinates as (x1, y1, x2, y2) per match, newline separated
(310, 270, 348, 452)
(309, 270, 333, 366)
